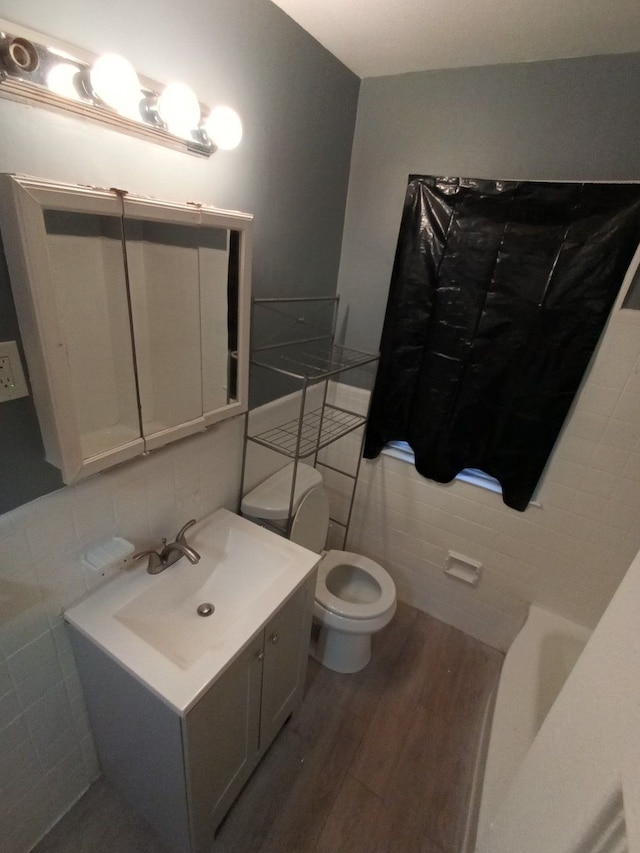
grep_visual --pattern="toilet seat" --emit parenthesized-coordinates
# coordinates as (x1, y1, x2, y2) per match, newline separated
(316, 550, 396, 620)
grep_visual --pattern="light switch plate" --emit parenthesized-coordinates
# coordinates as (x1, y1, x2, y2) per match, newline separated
(0, 340, 29, 402)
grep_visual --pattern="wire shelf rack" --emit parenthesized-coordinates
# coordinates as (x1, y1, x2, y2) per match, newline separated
(243, 295, 380, 549)
(251, 339, 379, 382)
(246, 404, 367, 458)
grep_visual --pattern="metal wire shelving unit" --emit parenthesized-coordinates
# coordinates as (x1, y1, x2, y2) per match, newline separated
(241, 296, 379, 548)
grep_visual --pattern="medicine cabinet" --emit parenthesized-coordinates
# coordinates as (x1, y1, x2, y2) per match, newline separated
(0, 174, 252, 483)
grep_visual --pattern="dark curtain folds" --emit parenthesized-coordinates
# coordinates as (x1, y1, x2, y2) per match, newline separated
(364, 176, 640, 511)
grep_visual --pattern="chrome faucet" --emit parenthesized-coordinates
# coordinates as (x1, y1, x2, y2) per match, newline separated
(134, 519, 201, 574)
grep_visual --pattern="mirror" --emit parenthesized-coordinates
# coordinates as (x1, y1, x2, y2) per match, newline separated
(124, 214, 205, 444)
(43, 209, 140, 459)
(123, 213, 242, 446)
(0, 175, 252, 488)
(200, 224, 239, 414)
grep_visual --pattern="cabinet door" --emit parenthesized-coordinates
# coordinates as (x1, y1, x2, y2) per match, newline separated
(183, 636, 263, 853)
(0, 176, 144, 482)
(123, 198, 205, 450)
(199, 207, 252, 427)
(260, 576, 315, 752)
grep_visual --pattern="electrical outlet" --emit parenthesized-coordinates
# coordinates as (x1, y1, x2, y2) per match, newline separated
(0, 341, 29, 402)
(0, 356, 13, 388)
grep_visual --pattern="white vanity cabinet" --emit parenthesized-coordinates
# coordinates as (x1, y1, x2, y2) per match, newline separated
(68, 574, 315, 853)
(0, 174, 252, 483)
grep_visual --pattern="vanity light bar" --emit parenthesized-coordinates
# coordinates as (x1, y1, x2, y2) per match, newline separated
(0, 18, 242, 157)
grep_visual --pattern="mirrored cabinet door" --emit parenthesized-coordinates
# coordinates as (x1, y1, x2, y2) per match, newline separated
(200, 207, 252, 428)
(0, 177, 145, 482)
(123, 199, 205, 451)
(44, 208, 141, 460)
(199, 223, 232, 415)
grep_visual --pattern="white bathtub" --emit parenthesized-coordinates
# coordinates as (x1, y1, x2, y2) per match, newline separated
(471, 605, 592, 847)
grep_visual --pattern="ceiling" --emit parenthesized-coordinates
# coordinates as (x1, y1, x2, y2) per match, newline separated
(269, 0, 640, 78)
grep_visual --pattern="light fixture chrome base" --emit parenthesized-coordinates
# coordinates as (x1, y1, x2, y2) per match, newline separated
(0, 17, 221, 158)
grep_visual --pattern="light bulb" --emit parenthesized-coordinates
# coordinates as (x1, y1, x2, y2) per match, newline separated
(204, 106, 243, 150)
(46, 63, 81, 100)
(90, 53, 142, 120)
(157, 82, 201, 137)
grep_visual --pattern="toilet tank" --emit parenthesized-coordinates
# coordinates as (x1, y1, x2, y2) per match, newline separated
(241, 463, 322, 521)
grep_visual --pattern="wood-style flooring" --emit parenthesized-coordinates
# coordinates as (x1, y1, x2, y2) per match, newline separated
(35, 603, 503, 853)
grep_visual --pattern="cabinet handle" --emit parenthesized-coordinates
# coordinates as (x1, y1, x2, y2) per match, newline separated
(256, 650, 265, 661)
(270, 633, 280, 645)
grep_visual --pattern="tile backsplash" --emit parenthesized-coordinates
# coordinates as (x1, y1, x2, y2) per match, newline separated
(0, 416, 243, 852)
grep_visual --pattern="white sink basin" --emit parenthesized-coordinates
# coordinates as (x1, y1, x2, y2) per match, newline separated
(65, 508, 319, 714)
(115, 526, 289, 670)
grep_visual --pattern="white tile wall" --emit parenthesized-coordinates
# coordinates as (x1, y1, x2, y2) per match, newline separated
(320, 307, 640, 652)
(0, 416, 244, 852)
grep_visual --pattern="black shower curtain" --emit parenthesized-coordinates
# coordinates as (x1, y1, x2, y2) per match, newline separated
(364, 176, 640, 511)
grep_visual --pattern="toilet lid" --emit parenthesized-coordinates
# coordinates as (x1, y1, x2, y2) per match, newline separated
(290, 487, 330, 553)
(315, 550, 396, 620)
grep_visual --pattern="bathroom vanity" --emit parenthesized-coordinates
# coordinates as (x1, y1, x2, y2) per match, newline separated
(65, 509, 319, 853)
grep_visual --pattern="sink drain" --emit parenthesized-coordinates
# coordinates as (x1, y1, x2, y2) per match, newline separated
(197, 603, 215, 617)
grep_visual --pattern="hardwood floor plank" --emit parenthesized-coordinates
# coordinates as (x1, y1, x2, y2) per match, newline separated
(33, 777, 169, 853)
(288, 657, 352, 749)
(419, 625, 503, 738)
(372, 806, 449, 853)
(315, 771, 449, 853)
(213, 725, 308, 853)
(257, 710, 368, 853)
(382, 703, 482, 853)
(314, 773, 386, 853)
(335, 600, 419, 724)
(350, 612, 452, 798)
(370, 623, 503, 853)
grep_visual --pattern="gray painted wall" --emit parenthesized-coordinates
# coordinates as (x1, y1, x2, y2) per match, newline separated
(337, 52, 640, 353)
(0, 0, 359, 514)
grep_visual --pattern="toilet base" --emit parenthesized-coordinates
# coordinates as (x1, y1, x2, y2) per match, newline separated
(312, 624, 372, 673)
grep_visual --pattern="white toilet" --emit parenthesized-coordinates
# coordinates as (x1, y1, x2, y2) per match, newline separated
(241, 463, 396, 673)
